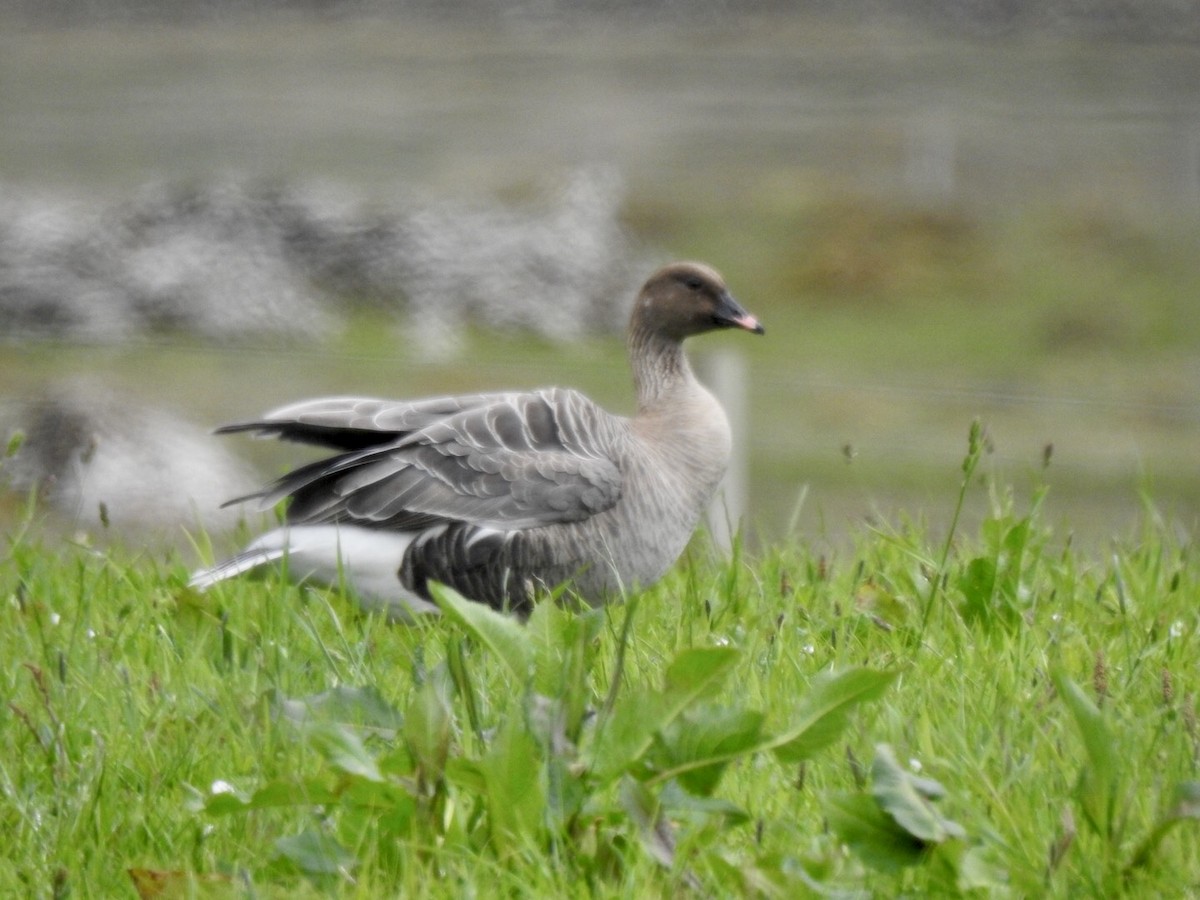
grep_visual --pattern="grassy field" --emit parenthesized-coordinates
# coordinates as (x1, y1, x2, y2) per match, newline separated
(2, 437, 1198, 897)
(1, 18, 1198, 894)
(2, 441, 1200, 897)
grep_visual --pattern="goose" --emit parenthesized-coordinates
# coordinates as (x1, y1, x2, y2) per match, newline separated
(188, 261, 763, 619)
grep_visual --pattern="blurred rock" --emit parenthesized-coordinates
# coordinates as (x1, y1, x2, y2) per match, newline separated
(3, 384, 260, 534)
(0, 191, 141, 342)
(263, 179, 413, 310)
(0, 169, 655, 353)
(108, 179, 336, 341)
(0, 181, 333, 343)
(396, 167, 656, 359)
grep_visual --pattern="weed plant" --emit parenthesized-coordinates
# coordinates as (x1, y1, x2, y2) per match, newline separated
(1, 426, 1197, 897)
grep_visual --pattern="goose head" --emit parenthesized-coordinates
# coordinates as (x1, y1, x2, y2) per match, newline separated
(631, 261, 765, 343)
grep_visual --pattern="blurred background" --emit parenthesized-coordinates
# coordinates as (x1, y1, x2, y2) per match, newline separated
(1, 1, 1198, 555)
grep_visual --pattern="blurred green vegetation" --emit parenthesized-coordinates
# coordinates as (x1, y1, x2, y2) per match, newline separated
(624, 187, 1200, 544)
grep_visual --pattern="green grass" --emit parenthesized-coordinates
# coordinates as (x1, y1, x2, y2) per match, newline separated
(2, 20, 1198, 892)
(3, 442, 1198, 897)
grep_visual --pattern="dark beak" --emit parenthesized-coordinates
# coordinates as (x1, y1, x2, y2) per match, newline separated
(713, 291, 765, 335)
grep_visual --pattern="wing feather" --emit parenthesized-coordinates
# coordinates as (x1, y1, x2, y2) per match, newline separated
(225, 388, 625, 532)
(216, 393, 505, 450)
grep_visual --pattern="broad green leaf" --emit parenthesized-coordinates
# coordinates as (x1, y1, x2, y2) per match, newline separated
(958, 556, 998, 625)
(377, 745, 416, 779)
(955, 844, 1011, 893)
(444, 757, 486, 794)
(870, 744, 965, 843)
(200, 779, 250, 814)
(308, 722, 383, 782)
(1052, 668, 1121, 838)
(527, 602, 602, 743)
(1002, 517, 1032, 566)
(205, 778, 337, 814)
(658, 779, 750, 826)
(589, 647, 739, 783)
(444, 635, 482, 740)
(253, 777, 336, 816)
(274, 827, 356, 875)
(404, 675, 453, 780)
(270, 685, 404, 737)
(527, 598, 603, 678)
(337, 786, 418, 850)
(589, 687, 668, 783)
(339, 776, 416, 812)
(769, 668, 896, 763)
(651, 706, 765, 796)
(825, 791, 926, 873)
(204, 795, 250, 816)
(544, 745, 589, 829)
(429, 581, 531, 681)
(663, 645, 740, 694)
(480, 715, 545, 850)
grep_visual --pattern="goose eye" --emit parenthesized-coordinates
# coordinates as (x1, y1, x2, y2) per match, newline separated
(684, 277, 702, 291)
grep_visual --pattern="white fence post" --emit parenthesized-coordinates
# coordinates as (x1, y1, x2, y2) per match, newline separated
(905, 108, 957, 201)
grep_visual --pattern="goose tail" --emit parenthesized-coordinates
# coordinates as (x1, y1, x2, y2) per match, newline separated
(188, 545, 289, 591)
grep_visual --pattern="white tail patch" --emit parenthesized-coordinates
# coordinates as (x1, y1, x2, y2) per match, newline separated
(189, 525, 436, 621)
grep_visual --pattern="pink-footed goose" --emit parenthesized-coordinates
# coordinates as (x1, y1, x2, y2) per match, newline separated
(189, 261, 763, 618)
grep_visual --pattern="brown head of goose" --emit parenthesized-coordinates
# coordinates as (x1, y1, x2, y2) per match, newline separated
(189, 261, 763, 619)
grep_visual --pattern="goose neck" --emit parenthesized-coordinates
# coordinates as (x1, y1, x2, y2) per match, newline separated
(628, 325, 693, 412)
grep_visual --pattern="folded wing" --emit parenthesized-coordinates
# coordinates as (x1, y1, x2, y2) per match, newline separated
(224, 388, 625, 532)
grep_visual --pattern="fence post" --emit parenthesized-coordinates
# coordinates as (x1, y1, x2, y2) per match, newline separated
(905, 108, 957, 201)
